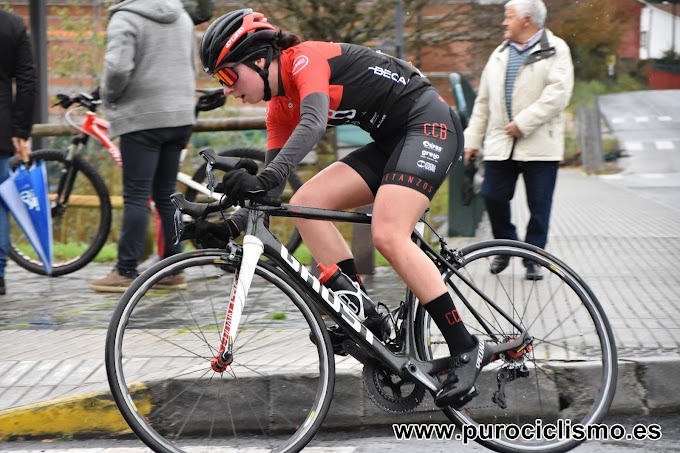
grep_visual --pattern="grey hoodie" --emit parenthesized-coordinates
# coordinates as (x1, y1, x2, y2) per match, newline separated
(101, 0, 196, 138)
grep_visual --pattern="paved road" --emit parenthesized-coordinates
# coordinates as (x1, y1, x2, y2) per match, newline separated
(3, 95, 680, 450)
(1, 413, 677, 451)
(1, 167, 679, 439)
(598, 90, 680, 209)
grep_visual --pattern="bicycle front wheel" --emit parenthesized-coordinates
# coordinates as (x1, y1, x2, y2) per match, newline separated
(414, 240, 617, 453)
(185, 147, 303, 253)
(9, 149, 112, 276)
(105, 249, 334, 452)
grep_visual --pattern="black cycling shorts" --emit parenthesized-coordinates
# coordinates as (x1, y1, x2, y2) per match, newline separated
(341, 88, 464, 200)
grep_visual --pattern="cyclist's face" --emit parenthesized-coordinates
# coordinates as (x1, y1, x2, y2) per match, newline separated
(219, 60, 265, 104)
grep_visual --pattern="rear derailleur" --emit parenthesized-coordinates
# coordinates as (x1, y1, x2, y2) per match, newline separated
(492, 364, 530, 409)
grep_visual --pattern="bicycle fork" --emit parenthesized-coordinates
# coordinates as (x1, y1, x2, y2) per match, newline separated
(210, 235, 264, 372)
(53, 144, 82, 211)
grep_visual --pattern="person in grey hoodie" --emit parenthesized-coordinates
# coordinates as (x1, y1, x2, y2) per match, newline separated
(90, 0, 196, 292)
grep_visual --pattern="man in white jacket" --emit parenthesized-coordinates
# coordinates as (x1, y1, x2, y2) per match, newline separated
(464, 0, 574, 280)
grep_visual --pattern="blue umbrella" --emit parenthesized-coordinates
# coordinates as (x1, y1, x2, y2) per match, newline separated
(0, 161, 53, 274)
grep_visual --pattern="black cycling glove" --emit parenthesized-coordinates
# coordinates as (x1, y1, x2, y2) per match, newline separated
(221, 169, 278, 207)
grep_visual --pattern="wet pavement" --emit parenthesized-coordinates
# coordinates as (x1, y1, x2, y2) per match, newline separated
(0, 168, 679, 438)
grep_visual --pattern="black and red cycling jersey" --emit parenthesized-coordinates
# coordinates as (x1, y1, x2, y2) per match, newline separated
(262, 42, 434, 187)
(267, 41, 430, 146)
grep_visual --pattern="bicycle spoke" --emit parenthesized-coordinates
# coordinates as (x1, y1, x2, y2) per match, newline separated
(415, 240, 617, 452)
(106, 252, 333, 452)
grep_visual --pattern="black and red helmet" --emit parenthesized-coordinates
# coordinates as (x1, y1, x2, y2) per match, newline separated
(200, 9, 277, 74)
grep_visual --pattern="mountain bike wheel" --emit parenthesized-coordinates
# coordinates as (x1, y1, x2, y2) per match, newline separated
(413, 240, 617, 453)
(184, 147, 303, 253)
(106, 249, 334, 452)
(8, 149, 111, 276)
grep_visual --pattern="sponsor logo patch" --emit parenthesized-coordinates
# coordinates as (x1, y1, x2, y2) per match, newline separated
(417, 160, 437, 173)
(423, 140, 443, 152)
(292, 55, 309, 75)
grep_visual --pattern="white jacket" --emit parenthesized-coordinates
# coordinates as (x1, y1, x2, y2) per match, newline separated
(464, 30, 574, 161)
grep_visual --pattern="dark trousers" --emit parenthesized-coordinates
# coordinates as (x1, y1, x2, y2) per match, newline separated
(117, 125, 192, 274)
(481, 160, 559, 256)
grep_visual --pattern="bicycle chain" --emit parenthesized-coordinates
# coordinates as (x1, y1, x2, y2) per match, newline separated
(362, 361, 426, 414)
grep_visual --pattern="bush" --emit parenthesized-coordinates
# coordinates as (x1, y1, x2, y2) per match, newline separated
(568, 75, 647, 110)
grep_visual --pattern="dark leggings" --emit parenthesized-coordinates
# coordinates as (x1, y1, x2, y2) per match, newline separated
(117, 125, 192, 274)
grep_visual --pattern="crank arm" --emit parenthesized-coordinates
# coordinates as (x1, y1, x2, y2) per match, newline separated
(401, 360, 440, 393)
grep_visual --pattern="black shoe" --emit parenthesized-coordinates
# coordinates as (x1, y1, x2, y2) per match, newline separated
(0, 277, 5, 295)
(490, 255, 510, 274)
(525, 263, 544, 280)
(434, 336, 494, 408)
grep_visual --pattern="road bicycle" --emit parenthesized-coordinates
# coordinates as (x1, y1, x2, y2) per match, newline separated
(10, 90, 302, 276)
(105, 151, 617, 452)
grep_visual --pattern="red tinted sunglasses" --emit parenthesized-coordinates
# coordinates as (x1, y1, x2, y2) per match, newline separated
(214, 66, 238, 87)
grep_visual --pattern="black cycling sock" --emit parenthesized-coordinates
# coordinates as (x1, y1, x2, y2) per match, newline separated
(337, 258, 366, 292)
(424, 293, 476, 356)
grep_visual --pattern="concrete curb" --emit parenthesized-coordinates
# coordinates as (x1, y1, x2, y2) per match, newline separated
(0, 390, 135, 439)
(2, 358, 679, 440)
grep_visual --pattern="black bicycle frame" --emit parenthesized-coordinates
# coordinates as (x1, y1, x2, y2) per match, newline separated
(239, 203, 529, 394)
(53, 140, 87, 210)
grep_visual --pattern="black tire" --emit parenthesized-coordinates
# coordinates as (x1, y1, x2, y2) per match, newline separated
(413, 240, 617, 453)
(8, 149, 112, 276)
(185, 147, 303, 253)
(105, 249, 335, 452)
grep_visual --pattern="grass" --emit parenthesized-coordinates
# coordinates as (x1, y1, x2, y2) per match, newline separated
(13, 242, 118, 262)
(16, 151, 452, 268)
(568, 75, 647, 110)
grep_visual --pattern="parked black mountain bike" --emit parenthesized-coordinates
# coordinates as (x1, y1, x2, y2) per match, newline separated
(11, 90, 301, 276)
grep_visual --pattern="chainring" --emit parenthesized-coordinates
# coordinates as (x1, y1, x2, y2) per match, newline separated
(362, 360, 426, 414)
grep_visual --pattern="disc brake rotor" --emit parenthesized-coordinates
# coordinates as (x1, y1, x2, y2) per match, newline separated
(362, 360, 426, 414)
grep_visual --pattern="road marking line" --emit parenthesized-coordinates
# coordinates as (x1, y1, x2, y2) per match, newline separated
(611, 117, 625, 124)
(634, 116, 649, 123)
(655, 141, 675, 150)
(623, 141, 644, 151)
(657, 116, 672, 122)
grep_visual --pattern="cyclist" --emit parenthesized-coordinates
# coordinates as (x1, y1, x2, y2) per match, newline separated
(199, 9, 493, 408)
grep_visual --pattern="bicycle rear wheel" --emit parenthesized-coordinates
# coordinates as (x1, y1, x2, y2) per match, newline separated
(184, 148, 303, 253)
(105, 249, 334, 452)
(8, 149, 111, 276)
(414, 240, 617, 453)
